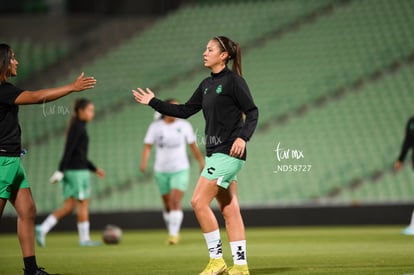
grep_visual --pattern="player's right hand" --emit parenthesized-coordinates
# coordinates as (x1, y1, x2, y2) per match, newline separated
(132, 88, 155, 105)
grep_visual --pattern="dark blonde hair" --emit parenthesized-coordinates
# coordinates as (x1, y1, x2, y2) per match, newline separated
(214, 36, 242, 76)
(0, 43, 12, 83)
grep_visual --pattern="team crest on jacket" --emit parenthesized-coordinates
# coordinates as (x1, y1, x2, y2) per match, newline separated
(216, 84, 223, 94)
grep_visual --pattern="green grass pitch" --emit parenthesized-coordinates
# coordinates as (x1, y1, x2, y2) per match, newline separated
(1, 226, 414, 274)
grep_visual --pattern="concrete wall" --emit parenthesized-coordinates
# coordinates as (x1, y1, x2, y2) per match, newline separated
(1, 203, 413, 233)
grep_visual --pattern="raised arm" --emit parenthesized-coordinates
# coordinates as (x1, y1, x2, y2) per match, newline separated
(15, 72, 96, 105)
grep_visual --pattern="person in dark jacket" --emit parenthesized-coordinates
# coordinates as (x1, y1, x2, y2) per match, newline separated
(36, 98, 105, 247)
(395, 116, 414, 235)
(0, 43, 96, 275)
(132, 36, 258, 275)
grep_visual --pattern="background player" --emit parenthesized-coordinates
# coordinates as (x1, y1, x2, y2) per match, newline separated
(36, 98, 105, 247)
(394, 115, 414, 235)
(140, 99, 204, 244)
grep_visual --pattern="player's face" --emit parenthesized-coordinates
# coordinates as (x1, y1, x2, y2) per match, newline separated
(79, 103, 95, 122)
(203, 40, 227, 71)
(9, 50, 18, 77)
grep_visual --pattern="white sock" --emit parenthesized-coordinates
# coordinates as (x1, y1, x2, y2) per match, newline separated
(230, 240, 247, 265)
(168, 210, 183, 236)
(40, 214, 57, 234)
(203, 229, 222, 259)
(409, 210, 414, 228)
(77, 221, 90, 242)
(163, 211, 170, 229)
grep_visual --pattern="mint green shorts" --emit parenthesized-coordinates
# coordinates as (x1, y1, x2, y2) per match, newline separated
(201, 153, 245, 189)
(62, 170, 91, 200)
(154, 169, 190, 195)
(0, 156, 30, 199)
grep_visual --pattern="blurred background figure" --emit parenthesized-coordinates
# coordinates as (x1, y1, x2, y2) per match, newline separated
(394, 116, 414, 235)
(140, 99, 204, 245)
(36, 98, 105, 247)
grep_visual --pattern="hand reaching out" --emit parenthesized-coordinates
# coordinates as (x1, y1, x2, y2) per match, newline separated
(132, 88, 155, 105)
(72, 72, 97, 92)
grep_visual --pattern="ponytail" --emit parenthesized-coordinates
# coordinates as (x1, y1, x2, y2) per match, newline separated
(214, 36, 242, 76)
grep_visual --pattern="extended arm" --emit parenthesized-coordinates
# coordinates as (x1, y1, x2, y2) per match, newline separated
(15, 72, 96, 105)
(132, 87, 202, 118)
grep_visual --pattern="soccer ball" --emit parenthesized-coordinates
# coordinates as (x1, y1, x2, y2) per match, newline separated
(102, 224, 122, 244)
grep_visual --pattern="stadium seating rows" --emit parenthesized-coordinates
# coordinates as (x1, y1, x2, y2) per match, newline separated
(18, 0, 334, 143)
(10, 40, 69, 83)
(4, 0, 414, 215)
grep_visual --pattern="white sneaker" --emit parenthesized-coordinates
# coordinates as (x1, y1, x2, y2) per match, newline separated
(79, 240, 102, 247)
(401, 226, 414, 235)
(35, 225, 46, 247)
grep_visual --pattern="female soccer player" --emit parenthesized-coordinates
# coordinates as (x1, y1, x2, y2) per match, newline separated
(36, 98, 105, 247)
(395, 115, 414, 235)
(132, 36, 258, 275)
(140, 99, 204, 245)
(0, 43, 96, 275)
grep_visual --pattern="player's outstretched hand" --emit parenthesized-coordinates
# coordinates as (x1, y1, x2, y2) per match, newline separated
(72, 72, 97, 92)
(132, 88, 155, 105)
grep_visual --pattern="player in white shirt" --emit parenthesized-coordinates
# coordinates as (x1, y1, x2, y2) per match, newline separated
(140, 99, 204, 244)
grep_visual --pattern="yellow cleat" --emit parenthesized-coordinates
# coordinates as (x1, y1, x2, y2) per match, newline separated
(226, 264, 250, 275)
(168, 235, 179, 245)
(199, 257, 227, 275)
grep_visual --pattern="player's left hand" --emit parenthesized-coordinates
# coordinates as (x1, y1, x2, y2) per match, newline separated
(230, 138, 246, 158)
(96, 168, 106, 179)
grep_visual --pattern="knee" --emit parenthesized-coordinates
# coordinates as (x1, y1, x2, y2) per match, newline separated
(220, 202, 240, 220)
(20, 201, 36, 221)
(169, 198, 181, 210)
(191, 196, 205, 212)
(63, 201, 76, 213)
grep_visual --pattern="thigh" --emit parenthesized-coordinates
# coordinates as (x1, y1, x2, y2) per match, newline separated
(154, 171, 171, 195)
(0, 198, 7, 217)
(0, 157, 26, 199)
(170, 169, 190, 193)
(192, 176, 220, 205)
(216, 180, 239, 212)
(10, 188, 35, 219)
